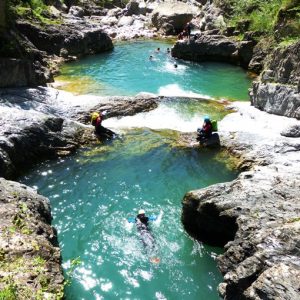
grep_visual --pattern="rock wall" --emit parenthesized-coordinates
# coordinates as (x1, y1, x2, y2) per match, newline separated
(182, 103, 300, 299)
(0, 177, 64, 299)
(16, 21, 113, 57)
(250, 41, 300, 119)
(0, 58, 51, 88)
(0, 6, 113, 88)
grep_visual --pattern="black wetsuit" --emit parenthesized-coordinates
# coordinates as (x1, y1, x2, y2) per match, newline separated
(136, 214, 155, 251)
(94, 116, 115, 139)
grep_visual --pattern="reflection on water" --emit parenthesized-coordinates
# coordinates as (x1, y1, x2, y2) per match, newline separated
(21, 128, 237, 300)
(55, 40, 252, 100)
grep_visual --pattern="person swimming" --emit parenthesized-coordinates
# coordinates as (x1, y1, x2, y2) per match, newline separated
(135, 209, 156, 252)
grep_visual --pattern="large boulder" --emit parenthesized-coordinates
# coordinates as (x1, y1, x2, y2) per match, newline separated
(172, 34, 255, 68)
(68, 5, 85, 18)
(118, 16, 134, 27)
(125, 0, 140, 16)
(16, 21, 113, 57)
(151, 1, 200, 35)
(250, 82, 300, 119)
(250, 41, 300, 118)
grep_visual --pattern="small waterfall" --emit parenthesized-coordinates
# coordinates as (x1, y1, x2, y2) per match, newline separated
(104, 102, 204, 132)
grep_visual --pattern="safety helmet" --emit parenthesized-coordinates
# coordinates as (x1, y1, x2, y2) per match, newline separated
(138, 209, 145, 215)
(204, 115, 210, 121)
(91, 112, 99, 121)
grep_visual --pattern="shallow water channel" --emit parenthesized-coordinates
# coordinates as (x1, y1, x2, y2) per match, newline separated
(22, 40, 251, 299)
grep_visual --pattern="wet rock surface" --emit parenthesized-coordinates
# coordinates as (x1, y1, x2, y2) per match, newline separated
(182, 102, 300, 299)
(0, 177, 64, 299)
(0, 87, 160, 179)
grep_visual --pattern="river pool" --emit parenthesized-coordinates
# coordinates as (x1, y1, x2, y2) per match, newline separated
(56, 40, 251, 101)
(21, 40, 250, 299)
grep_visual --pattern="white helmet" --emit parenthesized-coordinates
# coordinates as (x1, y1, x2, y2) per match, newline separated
(138, 209, 145, 215)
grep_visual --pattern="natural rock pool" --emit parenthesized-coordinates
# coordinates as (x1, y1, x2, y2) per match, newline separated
(22, 40, 251, 299)
(55, 40, 251, 100)
(21, 127, 238, 300)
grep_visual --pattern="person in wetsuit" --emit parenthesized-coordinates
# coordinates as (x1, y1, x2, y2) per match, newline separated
(135, 209, 155, 250)
(91, 111, 115, 139)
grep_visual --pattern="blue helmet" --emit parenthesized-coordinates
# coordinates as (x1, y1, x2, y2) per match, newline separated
(204, 115, 210, 121)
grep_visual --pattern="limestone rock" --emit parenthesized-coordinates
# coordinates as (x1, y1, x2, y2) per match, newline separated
(244, 263, 300, 300)
(250, 41, 300, 118)
(151, 1, 200, 35)
(0, 87, 161, 179)
(16, 21, 113, 57)
(250, 82, 300, 119)
(68, 5, 85, 18)
(0, 58, 51, 88)
(0, 178, 64, 298)
(125, 0, 140, 16)
(172, 35, 255, 68)
(281, 124, 300, 137)
(118, 16, 134, 27)
(101, 16, 118, 26)
(181, 102, 300, 299)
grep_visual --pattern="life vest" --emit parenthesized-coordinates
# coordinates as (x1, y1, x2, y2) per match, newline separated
(211, 120, 218, 132)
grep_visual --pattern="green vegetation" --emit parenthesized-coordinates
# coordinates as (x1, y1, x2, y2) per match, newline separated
(0, 255, 63, 300)
(216, 0, 300, 42)
(0, 278, 17, 300)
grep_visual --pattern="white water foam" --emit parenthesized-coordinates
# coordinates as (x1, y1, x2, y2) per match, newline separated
(153, 210, 163, 227)
(104, 103, 204, 132)
(158, 83, 211, 99)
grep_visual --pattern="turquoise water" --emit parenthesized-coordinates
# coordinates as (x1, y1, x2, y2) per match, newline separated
(21, 128, 238, 300)
(56, 40, 252, 100)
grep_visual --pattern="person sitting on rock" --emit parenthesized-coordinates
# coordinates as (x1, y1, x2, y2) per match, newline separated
(197, 116, 213, 141)
(91, 111, 115, 139)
